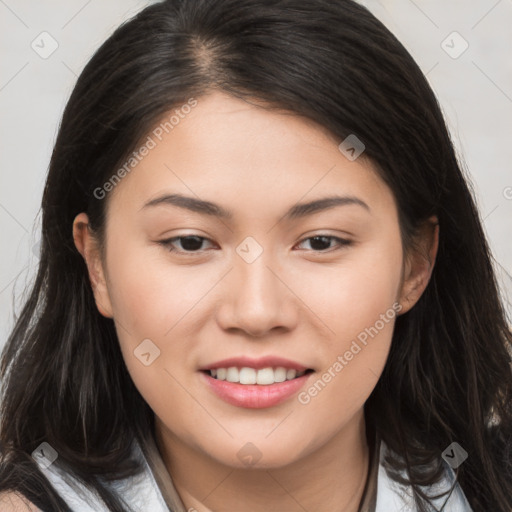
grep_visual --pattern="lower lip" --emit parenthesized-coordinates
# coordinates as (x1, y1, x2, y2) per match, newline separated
(200, 371, 313, 409)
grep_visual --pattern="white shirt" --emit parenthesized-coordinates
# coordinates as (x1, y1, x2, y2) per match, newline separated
(38, 437, 473, 511)
(374, 449, 473, 511)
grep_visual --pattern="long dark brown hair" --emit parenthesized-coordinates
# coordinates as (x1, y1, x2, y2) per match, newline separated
(1, 1, 511, 511)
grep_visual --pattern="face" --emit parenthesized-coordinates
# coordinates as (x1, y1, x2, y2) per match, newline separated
(74, 91, 436, 469)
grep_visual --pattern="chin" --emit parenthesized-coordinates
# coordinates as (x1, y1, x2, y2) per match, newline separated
(204, 437, 309, 470)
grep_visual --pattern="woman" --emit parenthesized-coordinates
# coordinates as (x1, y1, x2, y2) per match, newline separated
(0, 0, 510, 511)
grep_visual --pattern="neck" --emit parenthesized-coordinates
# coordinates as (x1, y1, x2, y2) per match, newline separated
(155, 410, 371, 512)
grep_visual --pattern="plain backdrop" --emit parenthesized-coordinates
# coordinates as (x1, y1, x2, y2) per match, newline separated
(1, 0, 511, 350)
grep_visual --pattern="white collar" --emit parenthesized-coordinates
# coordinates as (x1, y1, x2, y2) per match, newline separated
(374, 439, 473, 511)
(39, 437, 473, 511)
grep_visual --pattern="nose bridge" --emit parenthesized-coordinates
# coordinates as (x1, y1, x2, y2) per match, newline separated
(235, 241, 281, 309)
(218, 236, 296, 336)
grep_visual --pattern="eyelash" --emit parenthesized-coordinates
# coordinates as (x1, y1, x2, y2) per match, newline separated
(157, 234, 352, 255)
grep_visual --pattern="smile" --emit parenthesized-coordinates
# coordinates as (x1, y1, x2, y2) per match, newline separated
(206, 366, 311, 385)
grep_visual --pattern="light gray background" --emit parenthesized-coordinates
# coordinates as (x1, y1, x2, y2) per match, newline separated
(1, 0, 511, 350)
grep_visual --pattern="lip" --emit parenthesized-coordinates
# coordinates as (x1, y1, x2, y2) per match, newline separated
(199, 356, 310, 372)
(200, 370, 313, 409)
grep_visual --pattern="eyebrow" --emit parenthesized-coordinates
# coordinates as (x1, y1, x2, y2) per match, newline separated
(141, 193, 370, 221)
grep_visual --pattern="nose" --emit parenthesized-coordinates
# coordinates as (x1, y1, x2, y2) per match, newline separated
(215, 252, 299, 338)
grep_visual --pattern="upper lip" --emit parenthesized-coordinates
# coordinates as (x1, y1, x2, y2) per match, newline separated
(199, 356, 310, 372)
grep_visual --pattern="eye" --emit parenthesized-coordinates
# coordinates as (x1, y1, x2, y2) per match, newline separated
(158, 235, 215, 254)
(157, 234, 352, 255)
(295, 235, 352, 252)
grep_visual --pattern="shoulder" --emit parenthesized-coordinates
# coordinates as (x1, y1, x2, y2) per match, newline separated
(34, 439, 169, 512)
(376, 441, 473, 511)
(0, 492, 40, 512)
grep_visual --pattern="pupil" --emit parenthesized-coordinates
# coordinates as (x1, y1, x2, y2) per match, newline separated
(182, 236, 203, 251)
(310, 236, 330, 251)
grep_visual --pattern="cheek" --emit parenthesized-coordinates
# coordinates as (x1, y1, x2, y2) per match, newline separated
(301, 236, 403, 343)
(102, 236, 220, 402)
(295, 237, 402, 408)
(104, 235, 209, 337)
(297, 297, 398, 441)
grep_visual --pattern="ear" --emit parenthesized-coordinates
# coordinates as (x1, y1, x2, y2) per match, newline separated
(398, 216, 439, 315)
(72, 212, 113, 318)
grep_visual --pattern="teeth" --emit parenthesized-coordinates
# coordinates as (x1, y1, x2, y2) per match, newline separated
(226, 367, 239, 382)
(238, 367, 256, 384)
(208, 366, 307, 385)
(273, 367, 287, 383)
(255, 367, 273, 385)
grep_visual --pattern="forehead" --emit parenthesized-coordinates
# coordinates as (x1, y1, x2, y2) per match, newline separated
(104, 91, 393, 222)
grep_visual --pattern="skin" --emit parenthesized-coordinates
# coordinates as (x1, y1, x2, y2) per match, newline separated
(73, 90, 438, 512)
(0, 493, 41, 512)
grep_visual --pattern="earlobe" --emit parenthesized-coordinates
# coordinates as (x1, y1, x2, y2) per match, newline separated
(72, 213, 114, 318)
(398, 217, 439, 314)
